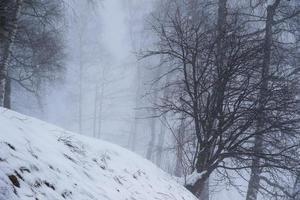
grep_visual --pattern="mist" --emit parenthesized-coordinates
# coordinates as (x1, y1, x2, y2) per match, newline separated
(1, 0, 299, 200)
(42, 0, 147, 147)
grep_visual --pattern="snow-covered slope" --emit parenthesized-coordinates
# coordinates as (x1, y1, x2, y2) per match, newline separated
(0, 108, 197, 200)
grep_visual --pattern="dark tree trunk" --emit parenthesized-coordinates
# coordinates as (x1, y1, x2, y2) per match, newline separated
(4, 77, 10, 108)
(0, 0, 23, 106)
(188, 1, 227, 199)
(174, 117, 185, 177)
(186, 173, 210, 199)
(246, 1, 281, 200)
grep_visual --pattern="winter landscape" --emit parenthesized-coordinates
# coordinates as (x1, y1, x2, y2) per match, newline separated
(0, 0, 299, 200)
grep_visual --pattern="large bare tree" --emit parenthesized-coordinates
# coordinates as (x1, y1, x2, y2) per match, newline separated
(145, 0, 300, 199)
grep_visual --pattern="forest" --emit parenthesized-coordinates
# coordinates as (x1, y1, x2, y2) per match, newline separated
(0, 0, 299, 200)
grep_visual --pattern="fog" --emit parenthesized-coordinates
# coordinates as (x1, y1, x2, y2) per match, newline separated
(39, 0, 156, 153)
(4, 0, 299, 199)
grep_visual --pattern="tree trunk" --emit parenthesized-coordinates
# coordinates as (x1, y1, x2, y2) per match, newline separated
(186, 173, 210, 199)
(93, 83, 99, 137)
(0, 0, 23, 106)
(126, 0, 142, 152)
(293, 173, 300, 199)
(202, 180, 209, 200)
(187, 1, 227, 199)
(213, 0, 227, 119)
(78, 35, 83, 134)
(3, 77, 10, 108)
(155, 72, 171, 167)
(146, 64, 161, 161)
(97, 81, 104, 138)
(155, 121, 166, 167)
(146, 109, 157, 160)
(246, 1, 280, 200)
(174, 116, 185, 177)
(128, 63, 141, 151)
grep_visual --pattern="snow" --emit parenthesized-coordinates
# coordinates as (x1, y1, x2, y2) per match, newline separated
(185, 170, 207, 186)
(0, 108, 197, 200)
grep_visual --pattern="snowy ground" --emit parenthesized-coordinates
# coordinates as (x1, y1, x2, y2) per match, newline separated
(0, 108, 197, 200)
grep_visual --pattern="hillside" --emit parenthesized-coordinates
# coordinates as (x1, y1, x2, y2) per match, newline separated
(0, 108, 197, 200)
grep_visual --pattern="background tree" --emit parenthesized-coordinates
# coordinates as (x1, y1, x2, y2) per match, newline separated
(0, 0, 65, 113)
(245, 0, 300, 199)
(0, 0, 23, 106)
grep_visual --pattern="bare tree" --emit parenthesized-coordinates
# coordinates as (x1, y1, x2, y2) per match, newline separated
(0, 0, 23, 106)
(0, 0, 64, 113)
(145, 0, 300, 199)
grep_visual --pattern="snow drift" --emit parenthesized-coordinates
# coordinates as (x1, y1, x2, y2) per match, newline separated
(0, 108, 197, 200)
